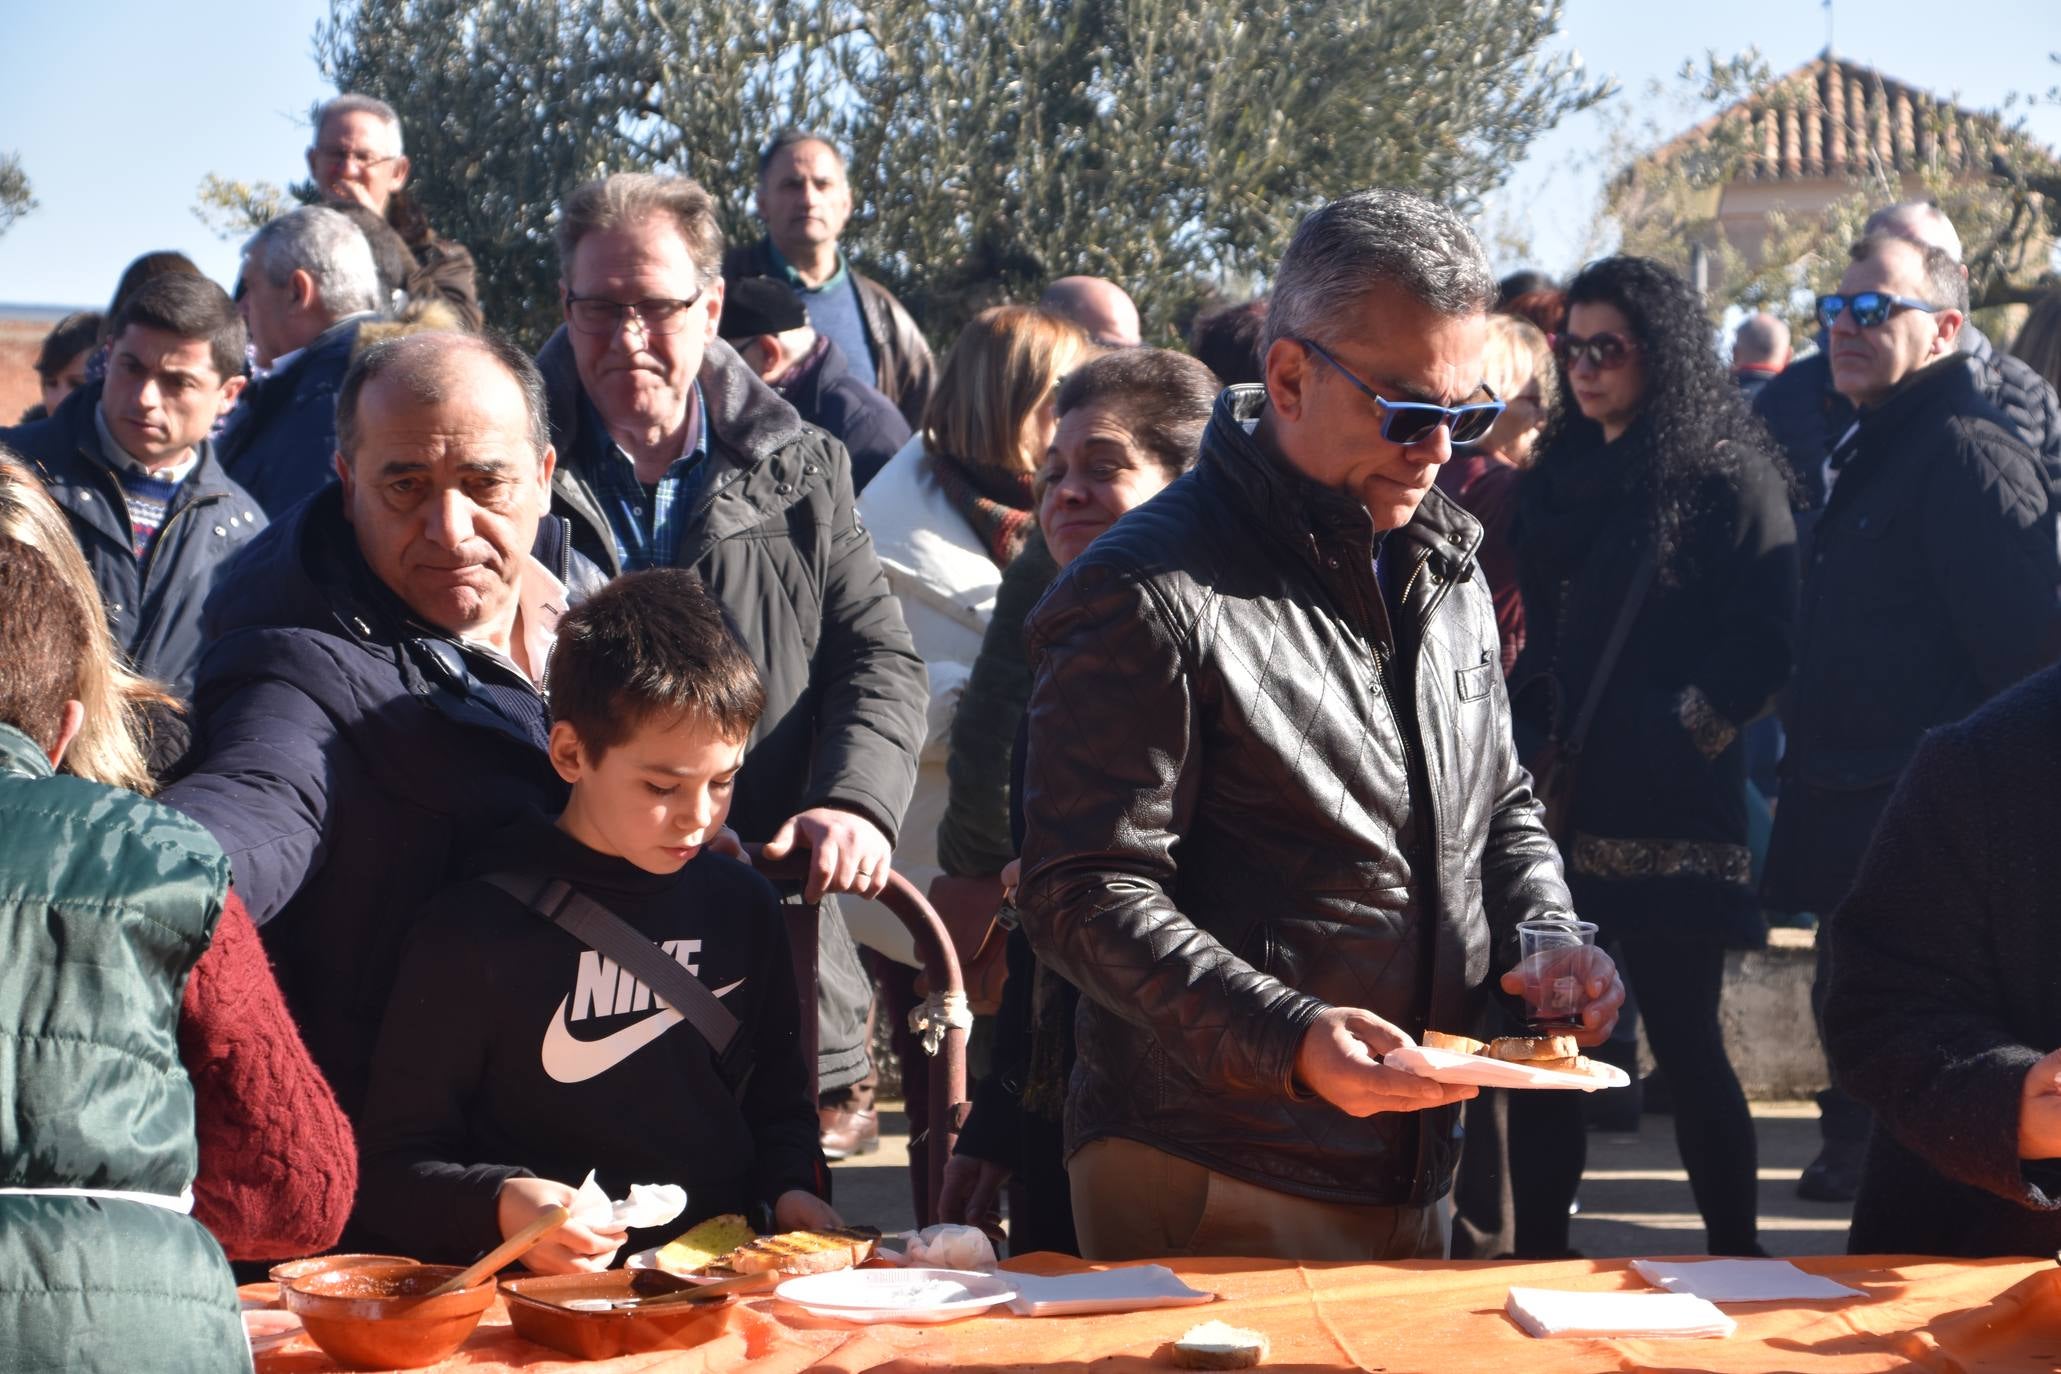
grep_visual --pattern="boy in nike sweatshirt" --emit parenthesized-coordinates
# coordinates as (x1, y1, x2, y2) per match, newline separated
(356, 569, 838, 1272)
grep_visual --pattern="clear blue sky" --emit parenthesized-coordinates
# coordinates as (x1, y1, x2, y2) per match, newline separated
(2, 0, 2057, 309)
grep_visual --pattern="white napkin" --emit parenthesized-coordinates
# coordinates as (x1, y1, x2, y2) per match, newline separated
(1630, 1258, 1864, 1303)
(897, 1224, 998, 1271)
(568, 1170, 688, 1231)
(1006, 1266, 1216, 1318)
(1506, 1287, 1736, 1338)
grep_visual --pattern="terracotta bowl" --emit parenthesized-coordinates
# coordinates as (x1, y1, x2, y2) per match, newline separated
(268, 1252, 416, 1286)
(501, 1269, 737, 1360)
(280, 1262, 496, 1370)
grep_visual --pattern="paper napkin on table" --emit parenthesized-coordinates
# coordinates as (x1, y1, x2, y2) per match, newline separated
(1630, 1258, 1865, 1303)
(1506, 1287, 1736, 1338)
(1005, 1267, 1216, 1318)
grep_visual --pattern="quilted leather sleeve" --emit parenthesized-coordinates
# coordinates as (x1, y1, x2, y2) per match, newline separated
(1015, 556, 1326, 1098)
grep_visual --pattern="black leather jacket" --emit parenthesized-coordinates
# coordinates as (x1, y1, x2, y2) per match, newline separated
(1017, 387, 1572, 1207)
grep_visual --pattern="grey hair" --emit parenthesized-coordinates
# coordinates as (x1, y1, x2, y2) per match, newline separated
(1850, 231, 1969, 313)
(336, 331, 550, 467)
(555, 172, 725, 281)
(1262, 189, 1496, 357)
(1864, 201, 1963, 264)
(245, 207, 384, 318)
(313, 93, 404, 155)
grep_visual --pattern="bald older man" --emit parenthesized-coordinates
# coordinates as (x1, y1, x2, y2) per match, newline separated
(1040, 275, 1143, 348)
(1731, 312, 1790, 404)
(164, 331, 599, 1120)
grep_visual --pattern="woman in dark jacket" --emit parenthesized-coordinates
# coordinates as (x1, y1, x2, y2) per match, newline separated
(1507, 256, 1799, 1257)
(935, 349, 1219, 1254)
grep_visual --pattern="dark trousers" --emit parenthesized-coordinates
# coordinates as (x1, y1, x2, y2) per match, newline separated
(1510, 933, 1760, 1255)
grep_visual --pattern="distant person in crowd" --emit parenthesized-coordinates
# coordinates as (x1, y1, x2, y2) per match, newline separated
(306, 93, 483, 330)
(1730, 311, 1791, 403)
(1755, 201, 2061, 509)
(855, 304, 1092, 1202)
(537, 172, 926, 1159)
(937, 348, 1220, 1255)
(2011, 290, 2061, 399)
(725, 129, 936, 428)
(1497, 269, 1558, 311)
(219, 206, 386, 516)
(1039, 276, 1143, 348)
(1508, 256, 1798, 1258)
(1436, 312, 1552, 674)
(1499, 287, 1567, 341)
(0, 275, 263, 698)
(0, 454, 355, 1266)
(1764, 229, 2061, 1203)
(1823, 661, 2061, 1258)
(0, 529, 250, 1372)
(162, 332, 599, 1123)
(328, 201, 429, 318)
(1018, 190, 1622, 1263)
(719, 274, 911, 492)
(1188, 297, 1268, 388)
(82, 251, 204, 386)
(21, 309, 101, 422)
(357, 569, 835, 1274)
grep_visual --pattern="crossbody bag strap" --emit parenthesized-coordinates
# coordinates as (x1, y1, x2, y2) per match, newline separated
(483, 873, 746, 1071)
(1564, 552, 1657, 757)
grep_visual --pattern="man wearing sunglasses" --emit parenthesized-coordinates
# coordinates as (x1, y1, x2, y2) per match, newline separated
(1016, 189, 1622, 1263)
(1765, 227, 2061, 1205)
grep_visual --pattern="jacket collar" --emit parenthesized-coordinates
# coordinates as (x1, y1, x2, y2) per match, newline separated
(1202, 384, 1484, 578)
(0, 723, 54, 781)
(1857, 352, 1986, 433)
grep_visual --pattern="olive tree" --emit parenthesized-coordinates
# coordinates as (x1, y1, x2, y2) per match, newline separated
(0, 153, 34, 237)
(305, 0, 1607, 342)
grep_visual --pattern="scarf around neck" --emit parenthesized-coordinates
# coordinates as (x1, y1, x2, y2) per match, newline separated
(926, 449, 1036, 568)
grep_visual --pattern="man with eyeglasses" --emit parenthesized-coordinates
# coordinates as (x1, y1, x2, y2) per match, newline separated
(305, 94, 483, 331)
(1015, 189, 1623, 1262)
(1764, 228, 2061, 1205)
(535, 171, 927, 1139)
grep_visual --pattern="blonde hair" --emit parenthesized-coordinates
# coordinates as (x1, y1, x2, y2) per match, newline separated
(922, 306, 1094, 478)
(1481, 313, 1554, 410)
(0, 452, 174, 794)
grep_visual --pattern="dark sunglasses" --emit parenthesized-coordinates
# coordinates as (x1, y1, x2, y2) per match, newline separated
(1815, 291, 1940, 330)
(1294, 337, 1504, 447)
(1552, 331, 1637, 371)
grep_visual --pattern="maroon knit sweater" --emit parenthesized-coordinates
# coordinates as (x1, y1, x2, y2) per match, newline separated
(178, 890, 357, 1261)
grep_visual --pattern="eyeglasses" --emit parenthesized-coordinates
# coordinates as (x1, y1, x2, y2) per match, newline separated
(1293, 337, 1505, 447)
(311, 145, 401, 172)
(1815, 291, 1941, 330)
(1552, 331, 1637, 371)
(565, 286, 706, 337)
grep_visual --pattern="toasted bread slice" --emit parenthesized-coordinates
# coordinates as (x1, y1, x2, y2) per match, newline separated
(1421, 1030, 1487, 1055)
(722, 1226, 882, 1276)
(1485, 1034, 1579, 1064)
(653, 1213, 757, 1277)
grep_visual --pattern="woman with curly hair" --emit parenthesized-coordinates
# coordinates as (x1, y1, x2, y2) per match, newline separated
(1505, 256, 1799, 1257)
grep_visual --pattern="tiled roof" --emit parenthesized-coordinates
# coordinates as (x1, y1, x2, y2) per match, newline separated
(1641, 52, 2052, 183)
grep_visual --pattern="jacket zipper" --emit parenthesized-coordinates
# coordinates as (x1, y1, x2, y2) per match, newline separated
(138, 489, 229, 605)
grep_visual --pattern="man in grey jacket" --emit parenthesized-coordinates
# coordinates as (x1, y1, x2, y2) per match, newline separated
(535, 172, 927, 1136)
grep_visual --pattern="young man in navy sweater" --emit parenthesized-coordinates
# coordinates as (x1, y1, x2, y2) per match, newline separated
(357, 568, 839, 1271)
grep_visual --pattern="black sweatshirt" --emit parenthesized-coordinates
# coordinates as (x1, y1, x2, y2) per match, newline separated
(354, 815, 825, 1263)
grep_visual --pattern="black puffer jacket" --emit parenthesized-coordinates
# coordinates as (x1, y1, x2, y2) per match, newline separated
(1018, 387, 1571, 1207)
(1763, 355, 2061, 916)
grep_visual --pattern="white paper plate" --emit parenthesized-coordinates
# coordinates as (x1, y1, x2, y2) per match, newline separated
(242, 1308, 304, 1354)
(1384, 1044, 1630, 1092)
(775, 1267, 1017, 1323)
(623, 1247, 731, 1283)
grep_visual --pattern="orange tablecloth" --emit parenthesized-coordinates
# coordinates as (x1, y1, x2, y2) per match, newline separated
(246, 1252, 2061, 1373)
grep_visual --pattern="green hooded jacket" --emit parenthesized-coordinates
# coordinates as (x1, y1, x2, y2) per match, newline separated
(0, 723, 250, 1372)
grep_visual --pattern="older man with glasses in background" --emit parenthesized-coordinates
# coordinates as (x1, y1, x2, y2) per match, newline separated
(306, 93, 483, 330)
(1015, 189, 1623, 1263)
(1764, 228, 2061, 1204)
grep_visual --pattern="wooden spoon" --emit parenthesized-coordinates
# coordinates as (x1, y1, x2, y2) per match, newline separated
(422, 1204, 574, 1298)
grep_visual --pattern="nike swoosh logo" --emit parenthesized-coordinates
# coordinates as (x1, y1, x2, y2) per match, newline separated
(540, 978, 745, 1084)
